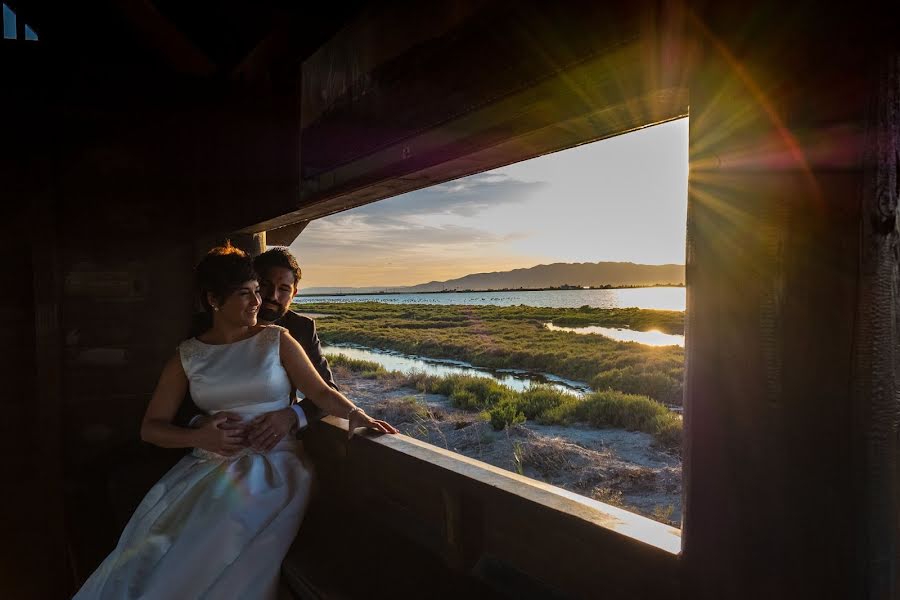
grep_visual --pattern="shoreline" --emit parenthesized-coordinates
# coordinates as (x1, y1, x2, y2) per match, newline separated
(322, 341, 595, 395)
(296, 284, 685, 298)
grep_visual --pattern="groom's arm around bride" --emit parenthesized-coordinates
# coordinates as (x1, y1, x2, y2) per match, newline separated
(178, 247, 339, 447)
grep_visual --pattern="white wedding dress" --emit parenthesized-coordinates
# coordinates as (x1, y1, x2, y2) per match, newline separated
(75, 325, 312, 600)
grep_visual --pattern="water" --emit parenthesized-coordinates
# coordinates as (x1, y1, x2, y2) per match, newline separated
(297, 286, 685, 311)
(544, 323, 685, 347)
(323, 343, 591, 396)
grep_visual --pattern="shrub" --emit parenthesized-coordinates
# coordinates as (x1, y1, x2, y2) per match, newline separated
(327, 346, 684, 446)
(517, 386, 578, 420)
(652, 413, 683, 450)
(450, 389, 481, 410)
(591, 368, 682, 405)
(487, 400, 526, 430)
(325, 353, 385, 378)
(573, 390, 667, 431)
(537, 402, 579, 425)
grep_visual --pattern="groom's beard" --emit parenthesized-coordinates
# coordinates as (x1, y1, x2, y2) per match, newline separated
(257, 302, 288, 323)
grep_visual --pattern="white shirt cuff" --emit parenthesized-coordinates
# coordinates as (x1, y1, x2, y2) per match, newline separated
(290, 404, 309, 432)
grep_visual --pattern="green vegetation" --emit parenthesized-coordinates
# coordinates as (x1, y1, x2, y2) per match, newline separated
(301, 302, 684, 333)
(327, 353, 681, 449)
(302, 302, 684, 405)
(543, 390, 683, 449)
(325, 353, 386, 378)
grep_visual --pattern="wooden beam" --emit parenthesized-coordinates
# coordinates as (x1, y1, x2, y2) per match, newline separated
(107, 0, 216, 76)
(230, 16, 291, 85)
(681, 5, 893, 597)
(248, 79, 687, 230)
(228, 0, 689, 232)
(853, 48, 900, 599)
(264, 221, 308, 246)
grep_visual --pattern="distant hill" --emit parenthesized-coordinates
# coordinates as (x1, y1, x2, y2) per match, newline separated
(300, 262, 684, 295)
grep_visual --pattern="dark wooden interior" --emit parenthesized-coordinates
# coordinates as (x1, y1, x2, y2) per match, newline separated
(2, 1, 899, 598)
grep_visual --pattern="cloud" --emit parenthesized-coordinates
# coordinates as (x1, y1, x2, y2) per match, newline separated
(289, 118, 689, 287)
(292, 215, 536, 287)
(292, 172, 542, 260)
(350, 172, 548, 219)
(296, 216, 522, 253)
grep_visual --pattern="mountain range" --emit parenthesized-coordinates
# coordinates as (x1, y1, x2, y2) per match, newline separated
(300, 262, 685, 295)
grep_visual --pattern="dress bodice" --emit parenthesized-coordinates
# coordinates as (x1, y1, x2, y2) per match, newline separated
(178, 325, 293, 420)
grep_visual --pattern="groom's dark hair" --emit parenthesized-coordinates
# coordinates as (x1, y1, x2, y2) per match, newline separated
(254, 247, 302, 286)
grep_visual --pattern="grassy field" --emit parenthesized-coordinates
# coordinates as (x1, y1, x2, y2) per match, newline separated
(298, 302, 685, 406)
(327, 353, 682, 449)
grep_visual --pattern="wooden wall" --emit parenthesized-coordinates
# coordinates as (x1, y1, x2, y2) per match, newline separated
(2, 1, 899, 598)
(682, 4, 899, 598)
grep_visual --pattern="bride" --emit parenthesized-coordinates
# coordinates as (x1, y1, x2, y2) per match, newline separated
(74, 243, 398, 599)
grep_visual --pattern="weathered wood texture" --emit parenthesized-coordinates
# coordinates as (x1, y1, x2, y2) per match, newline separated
(243, 0, 689, 231)
(291, 418, 679, 600)
(0, 11, 306, 592)
(682, 4, 898, 598)
(4, 1, 900, 598)
(855, 51, 900, 599)
(0, 41, 68, 598)
(0, 170, 68, 600)
(266, 221, 308, 247)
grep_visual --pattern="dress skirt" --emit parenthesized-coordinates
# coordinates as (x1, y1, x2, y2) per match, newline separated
(74, 440, 311, 600)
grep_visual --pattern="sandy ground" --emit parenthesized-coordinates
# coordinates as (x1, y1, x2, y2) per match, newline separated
(334, 366, 683, 526)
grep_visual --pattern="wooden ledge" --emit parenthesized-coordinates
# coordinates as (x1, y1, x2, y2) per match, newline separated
(316, 415, 681, 555)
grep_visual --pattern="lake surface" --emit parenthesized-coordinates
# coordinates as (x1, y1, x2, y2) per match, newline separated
(298, 286, 685, 311)
(544, 323, 685, 347)
(323, 344, 591, 396)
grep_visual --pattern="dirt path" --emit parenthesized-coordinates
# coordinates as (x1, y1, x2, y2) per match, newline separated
(335, 366, 682, 526)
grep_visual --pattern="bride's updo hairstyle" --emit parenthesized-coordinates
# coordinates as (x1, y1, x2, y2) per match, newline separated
(195, 241, 258, 313)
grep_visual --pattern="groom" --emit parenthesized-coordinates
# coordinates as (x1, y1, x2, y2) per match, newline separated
(184, 247, 337, 450)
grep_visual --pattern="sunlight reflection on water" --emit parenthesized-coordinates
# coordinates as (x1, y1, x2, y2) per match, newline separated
(322, 344, 590, 395)
(544, 323, 685, 347)
(298, 286, 685, 311)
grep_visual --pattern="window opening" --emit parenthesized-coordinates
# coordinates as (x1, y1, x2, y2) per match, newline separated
(2, 4, 38, 41)
(291, 118, 688, 528)
(2, 4, 16, 40)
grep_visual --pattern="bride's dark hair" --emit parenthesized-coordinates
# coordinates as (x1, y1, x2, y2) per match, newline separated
(195, 241, 258, 313)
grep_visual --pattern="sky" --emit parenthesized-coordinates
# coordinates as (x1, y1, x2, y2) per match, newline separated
(291, 118, 688, 289)
(2, 4, 38, 40)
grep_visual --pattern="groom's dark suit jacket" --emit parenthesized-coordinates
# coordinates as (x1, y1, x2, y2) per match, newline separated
(177, 310, 337, 429)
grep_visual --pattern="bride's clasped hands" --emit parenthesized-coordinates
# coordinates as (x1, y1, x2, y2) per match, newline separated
(192, 403, 399, 456)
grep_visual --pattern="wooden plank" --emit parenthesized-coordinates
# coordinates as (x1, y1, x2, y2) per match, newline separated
(264, 221, 308, 246)
(301, 417, 679, 599)
(853, 50, 900, 598)
(681, 5, 889, 597)
(231, 0, 690, 232)
(107, 0, 215, 75)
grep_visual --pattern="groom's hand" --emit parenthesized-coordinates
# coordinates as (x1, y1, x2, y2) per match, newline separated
(193, 412, 246, 456)
(246, 408, 297, 452)
(192, 412, 244, 433)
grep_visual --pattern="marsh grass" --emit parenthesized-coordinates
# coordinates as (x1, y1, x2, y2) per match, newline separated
(325, 353, 386, 378)
(327, 352, 681, 449)
(303, 302, 684, 406)
(301, 302, 684, 333)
